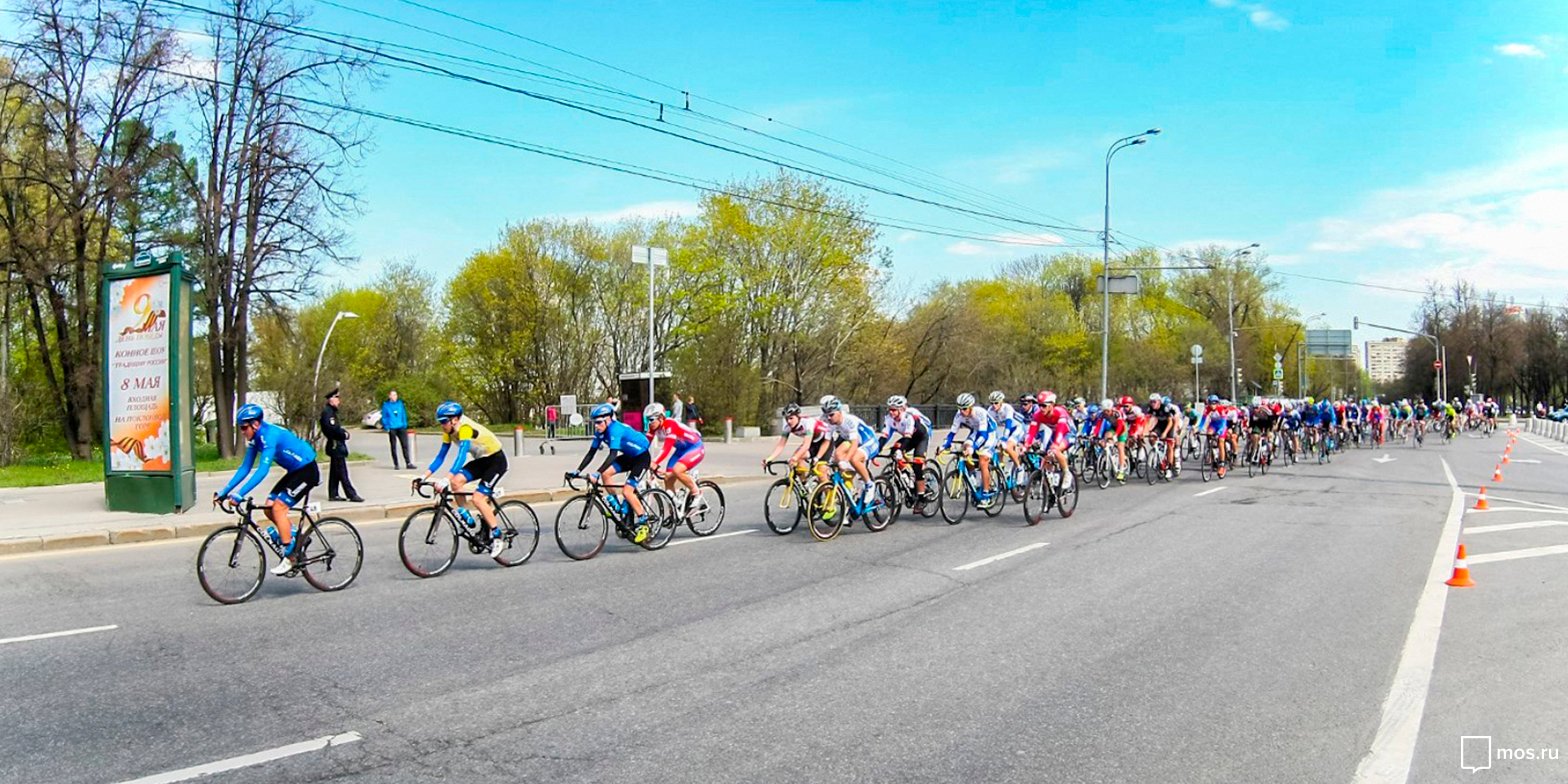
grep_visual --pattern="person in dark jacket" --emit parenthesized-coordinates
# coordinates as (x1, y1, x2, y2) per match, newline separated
(381, 390, 413, 469)
(320, 388, 363, 502)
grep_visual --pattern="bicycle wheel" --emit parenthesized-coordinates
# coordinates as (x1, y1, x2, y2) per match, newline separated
(1095, 450, 1112, 489)
(1146, 445, 1160, 485)
(1199, 443, 1212, 482)
(938, 463, 969, 524)
(1001, 454, 1027, 504)
(1056, 472, 1079, 518)
(686, 481, 726, 536)
(398, 508, 459, 578)
(1130, 444, 1147, 481)
(981, 470, 1006, 518)
(640, 488, 679, 550)
(1022, 469, 1047, 526)
(298, 517, 363, 592)
(1247, 441, 1258, 478)
(1260, 443, 1271, 475)
(554, 495, 608, 561)
(493, 500, 540, 566)
(807, 482, 845, 541)
(863, 478, 895, 532)
(197, 526, 266, 605)
(763, 478, 801, 535)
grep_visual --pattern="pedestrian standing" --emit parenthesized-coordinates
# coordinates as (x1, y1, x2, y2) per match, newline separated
(546, 404, 558, 439)
(683, 395, 702, 429)
(320, 388, 363, 502)
(671, 394, 685, 424)
(381, 389, 414, 469)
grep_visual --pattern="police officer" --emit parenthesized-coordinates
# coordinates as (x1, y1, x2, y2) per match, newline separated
(320, 388, 363, 502)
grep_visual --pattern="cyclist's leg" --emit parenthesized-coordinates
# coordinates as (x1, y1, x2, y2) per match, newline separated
(671, 445, 703, 499)
(266, 463, 318, 552)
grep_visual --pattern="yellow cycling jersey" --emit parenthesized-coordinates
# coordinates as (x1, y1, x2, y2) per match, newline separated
(443, 415, 503, 459)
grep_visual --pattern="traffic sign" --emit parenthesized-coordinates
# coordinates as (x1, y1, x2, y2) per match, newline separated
(1433, 360, 1443, 369)
(1190, 344, 1203, 358)
(1272, 368, 1285, 380)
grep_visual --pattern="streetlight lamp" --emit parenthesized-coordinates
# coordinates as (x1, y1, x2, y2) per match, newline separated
(312, 311, 359, 403)
(1353, 316, 1444, 401)
(1100, 127, 1161, 402)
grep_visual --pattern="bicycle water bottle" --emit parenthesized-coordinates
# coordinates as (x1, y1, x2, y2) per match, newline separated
(264, 526, 281, 546)
(458, 508, 477, 529)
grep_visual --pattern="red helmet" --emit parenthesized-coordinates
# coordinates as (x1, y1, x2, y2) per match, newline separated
(1119, 395, 1134, 407)
(1039, 390, 1057, 405)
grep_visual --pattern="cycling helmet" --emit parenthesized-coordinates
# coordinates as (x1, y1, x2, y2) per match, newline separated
(821, 397, 844, 414)
(988, 391, 1006, 405)
(644, 403, 666, 420)
(436, 401, 463, 422)
(1041, 391, 1058, 405)
(1251, 396, 1263, 406)
(1149, 393, 1162, 404)
(783, 402, 801, 418)
(1101, 398, 1114, 409)
(1073, 396, 1086, 406)
(886, 395, 907, 408)
(1087, 403, 1101, 414)
(956, 392, 977, 408)
(819, 394, 836, 407)
(236, 402, 265, 425)
(1018, 392, 1037, 405)
(1119, 395, 1134, 407)
(1207, 394, 1220, 404)
(1163, 396, 1173, 405)
(589, 403, 615, 419)
(1304, 396, 1315, 405)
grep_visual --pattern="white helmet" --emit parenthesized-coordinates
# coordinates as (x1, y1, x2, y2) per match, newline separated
(819, 394, 836, 407)
(886, 395, 907, 408)
(988, 391, 1006, 405)
(956, 392, 977, 408)
(644, 403, 665, 420)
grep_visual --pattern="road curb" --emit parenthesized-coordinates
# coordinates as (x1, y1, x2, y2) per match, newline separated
(0, 474, 771, 557)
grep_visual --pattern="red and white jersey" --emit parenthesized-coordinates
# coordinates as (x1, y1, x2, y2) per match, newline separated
(786, 415, 831, 442)
(651, 417, 703, 466)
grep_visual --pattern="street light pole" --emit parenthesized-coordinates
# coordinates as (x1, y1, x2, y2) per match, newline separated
(1100, 128, 1160, 402)
(1224, 243, 1259, 402)
(312, 311, 359, 402)
(1354, 316, 1442, 400)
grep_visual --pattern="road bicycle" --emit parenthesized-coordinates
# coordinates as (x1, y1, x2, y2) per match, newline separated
(1021, 447, 1078, 524)
(399, 480, 539, 577)
(1198, 432, 1230, 482)
(653, 467, 727, 537)
(1143, 435, 1181, 484)
(935, 444, 1007, 524)
(806, 460, 894, 540)
(873, 449, 939, 521)
(1244, 430, 1272, 477)
(555, 474, 679, 559)
(1410, 419, 1425, 449)
(762, 459, 827, 535)
(197, 496, 363, 605)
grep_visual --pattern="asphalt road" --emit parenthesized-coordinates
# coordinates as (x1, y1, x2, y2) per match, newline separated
(2, 431, 1563, 783)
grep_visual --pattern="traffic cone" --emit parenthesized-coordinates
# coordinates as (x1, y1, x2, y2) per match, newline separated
(1445, 543, 1476, 587)
(1492, 465, 1503, 482)
(1473, 486, 1489, 510)
(1502, 454, 1511, 465)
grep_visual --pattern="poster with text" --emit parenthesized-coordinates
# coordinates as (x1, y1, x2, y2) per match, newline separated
(107, 274, 172, 471)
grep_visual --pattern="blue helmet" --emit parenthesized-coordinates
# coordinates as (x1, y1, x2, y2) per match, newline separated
(436, 401, 463, 421)
(1207, 394, 1220, 404)
(236, 403, 264, 425)
(590, 403, 615, 419)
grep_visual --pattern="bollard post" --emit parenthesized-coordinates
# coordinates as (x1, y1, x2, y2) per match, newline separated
(408, 431, 418, 465)
(725, 416, 733, 444)
(514, 426, 525, 457)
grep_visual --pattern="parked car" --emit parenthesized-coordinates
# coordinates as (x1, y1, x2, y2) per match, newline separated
(361, 409, 382, 429)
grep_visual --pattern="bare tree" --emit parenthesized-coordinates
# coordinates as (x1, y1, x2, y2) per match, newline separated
(0, 0, 179, 458)
(182, 0, 372, 456)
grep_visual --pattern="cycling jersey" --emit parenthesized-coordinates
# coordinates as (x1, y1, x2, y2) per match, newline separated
(881, 408, 932, 441)
(218, 422, 317, 501)
(991, 403, 1026, 442)
(427, 415, 503, 476)
(651, 417, 704, 470)
(829, 412, 880, 458)
(943, 408, 996, 450)
(786, 415, 831, 442)
(590, 420, 650, 456)
(1202, 405, 1230, 434)
(1026, 404, 1072, 448)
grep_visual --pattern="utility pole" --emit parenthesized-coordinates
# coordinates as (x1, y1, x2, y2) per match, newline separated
(631, 245, 668, 407)
(1100, 128, 1160, 402)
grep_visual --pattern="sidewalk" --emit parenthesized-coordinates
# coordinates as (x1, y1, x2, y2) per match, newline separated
(0, 437, 775, 555)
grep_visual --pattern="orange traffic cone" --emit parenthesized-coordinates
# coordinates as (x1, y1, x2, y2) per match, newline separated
(1473, 486, 1489, 510)
(1503, 454, 1511, 465)
(1445, 543, 1476, 587)
(1493, 465, 1503, 482)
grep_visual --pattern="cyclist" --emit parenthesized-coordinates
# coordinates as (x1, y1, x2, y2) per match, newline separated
(419, 401, 508, 557)
(763, 402, 833, 481)
(646, 402, 706, 515)
(570, 402, 653, 544)
(823, 397, 881, 508)
(1095, 398, 1126, 481)
(941, 393, 999, 504)
(215, 403, 320, 576)
(1115, 395, 1144, 479)
(1199, 394, 1231, 477)
(880, 395, 933, 511)
(1148, 394, 1179, 478)
(1247, 396, 1277, 466)
(1025, 391, 1074, 493)
(988, 391, 1028, 486)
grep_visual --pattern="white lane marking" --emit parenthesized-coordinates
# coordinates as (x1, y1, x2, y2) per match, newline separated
(953, 542, 1048, 571)
(116, 731, 363, 784)
(1465, 520, 1568, 535)
(1463, 493, 1568, 513)
(1507, 458, 1542, 464)
(0, 624, 118, 646)
(1193, 486, 1229, 497)
(1350, 458, 1464, 784)
(1373, 454, 1397, 464)
(1468, 545, 1568, 566)
(1466, 506, 1568, 516)
(667, 529, 756, 547)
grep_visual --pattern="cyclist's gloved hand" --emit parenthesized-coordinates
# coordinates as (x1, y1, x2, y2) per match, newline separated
(228, 494, 245, 508)
(587, 471, 601, 482)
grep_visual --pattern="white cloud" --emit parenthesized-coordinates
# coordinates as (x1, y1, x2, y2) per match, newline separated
(1209, 0, 1289, 31)
(1495, 43, 1546, 58)
(1306, 141, 1568, 299)
(945, 241, 988, 256)
(558, 200, 699, 223)
(945, 231, 1065, 257)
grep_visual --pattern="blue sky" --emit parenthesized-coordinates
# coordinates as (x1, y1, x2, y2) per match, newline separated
(183, 0, 1568, 343)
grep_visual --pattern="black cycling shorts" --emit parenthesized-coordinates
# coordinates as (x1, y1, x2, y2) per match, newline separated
(269, 462, 320, 506)
(610, 451, 651, 483)
(458, 452, 508, 495)
(901, 425, 930, 459)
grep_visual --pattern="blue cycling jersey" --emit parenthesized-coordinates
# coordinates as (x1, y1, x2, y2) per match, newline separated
(590, 420, 650, 456)
(219, 422, 316, 499)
